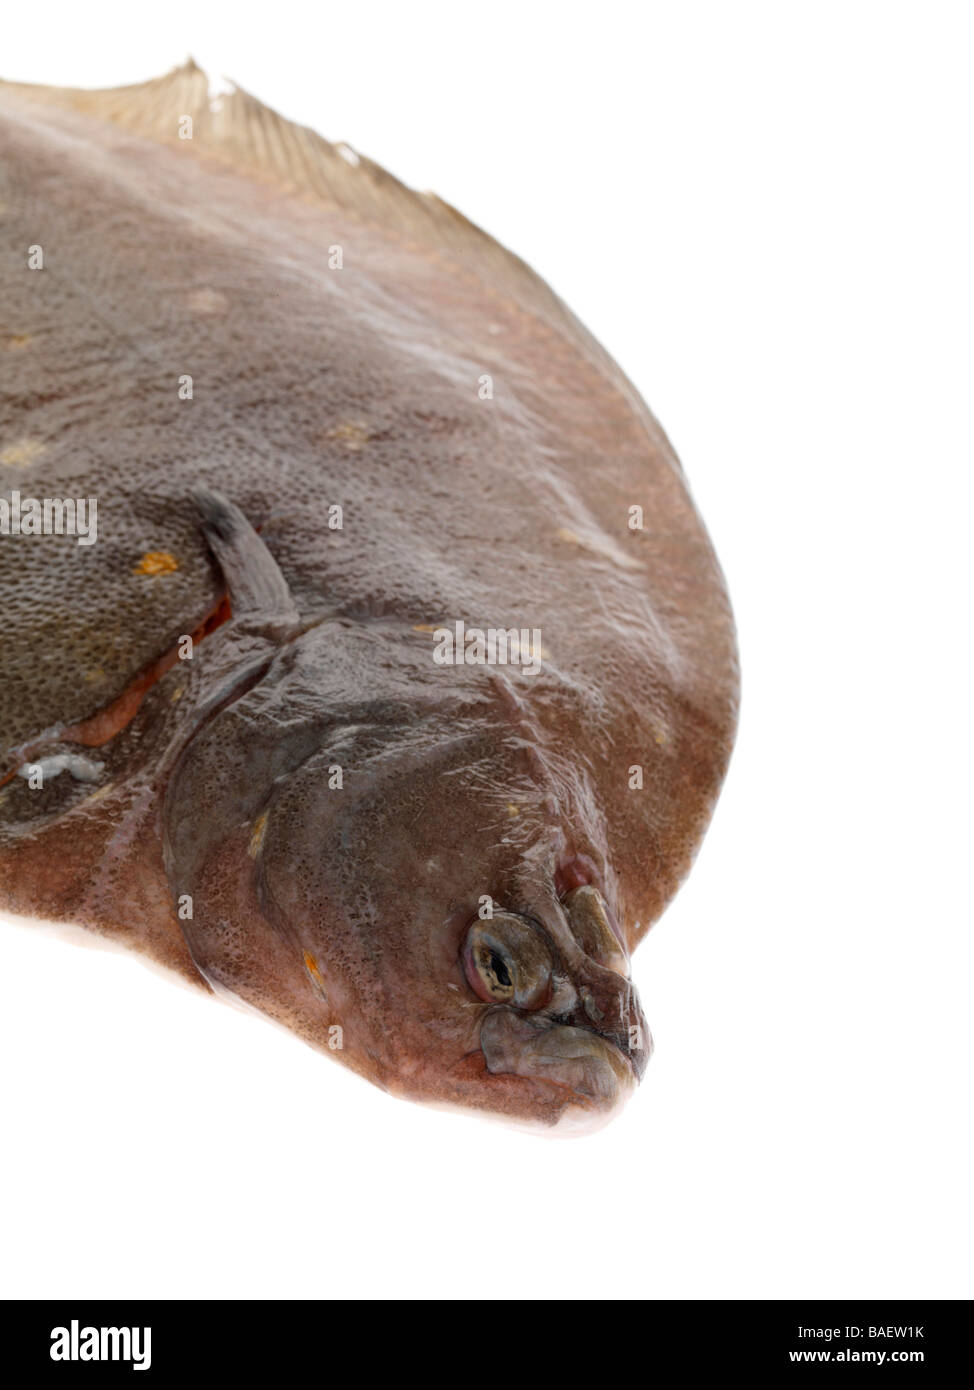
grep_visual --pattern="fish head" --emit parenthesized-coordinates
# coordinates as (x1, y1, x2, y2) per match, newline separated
(164, 628, 650, 1131)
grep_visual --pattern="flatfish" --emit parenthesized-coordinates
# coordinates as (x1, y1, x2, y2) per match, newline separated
(0, 63, 738, 1130)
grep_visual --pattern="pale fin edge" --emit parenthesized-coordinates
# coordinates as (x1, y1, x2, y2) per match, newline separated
(0, 59, 658, 421)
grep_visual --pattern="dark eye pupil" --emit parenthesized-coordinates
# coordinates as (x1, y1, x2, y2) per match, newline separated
(490, 951, 512, 988)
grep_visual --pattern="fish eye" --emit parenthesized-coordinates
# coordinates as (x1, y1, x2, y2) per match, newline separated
(478, 946, 515, 1000)
(463, 912, 553, 1010)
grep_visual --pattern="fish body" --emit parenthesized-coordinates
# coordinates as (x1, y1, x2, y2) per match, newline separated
(0, 64, 738, 1129)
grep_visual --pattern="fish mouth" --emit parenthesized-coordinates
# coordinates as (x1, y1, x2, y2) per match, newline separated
(478, 1004, 651, 1128)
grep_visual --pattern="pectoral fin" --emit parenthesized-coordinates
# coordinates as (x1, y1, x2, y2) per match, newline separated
(191, 488, 299, 638)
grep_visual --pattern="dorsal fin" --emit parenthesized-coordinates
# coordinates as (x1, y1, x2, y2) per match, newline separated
(0, 60, 652, 413)
(0, 62, 560, 308)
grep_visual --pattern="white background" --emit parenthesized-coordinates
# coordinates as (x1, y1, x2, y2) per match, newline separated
(1, 0, 971, 1300)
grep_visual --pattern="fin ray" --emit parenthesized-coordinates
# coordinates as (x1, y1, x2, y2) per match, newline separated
(0, 59, 650, 417)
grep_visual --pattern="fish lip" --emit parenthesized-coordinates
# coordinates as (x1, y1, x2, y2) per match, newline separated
(602, 1020, 653, 1085)
(477, 1006, 649, 1112)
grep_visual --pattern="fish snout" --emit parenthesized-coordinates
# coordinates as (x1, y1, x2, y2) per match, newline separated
(557, 883, 652, 1080)
(477, 965, 652, 1115)
(571, 963, 652, 1082)
(465, 889, 652, 1118)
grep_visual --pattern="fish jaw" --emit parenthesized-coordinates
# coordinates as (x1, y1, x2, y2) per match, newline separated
(480, 1007, 649, 1116)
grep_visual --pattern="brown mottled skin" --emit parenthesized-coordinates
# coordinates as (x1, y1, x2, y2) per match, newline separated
(0, 65, 738, 1129)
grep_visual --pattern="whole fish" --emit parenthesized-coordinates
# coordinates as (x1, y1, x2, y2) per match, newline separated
(0, 63, 738, 1131)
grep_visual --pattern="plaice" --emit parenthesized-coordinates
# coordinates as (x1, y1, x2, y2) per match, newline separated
(0, 63, 739, 1129)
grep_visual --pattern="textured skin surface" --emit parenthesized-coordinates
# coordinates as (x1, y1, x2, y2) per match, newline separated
(0, 69, 738, 1127)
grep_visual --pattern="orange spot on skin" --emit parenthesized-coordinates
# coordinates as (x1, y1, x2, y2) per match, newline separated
(326, 419, 371, 451)
(134, 551, 179, 575)
(303, 952, 327, 1000)
(0, 437, 44, 468)
(248, 811, 269, 859)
